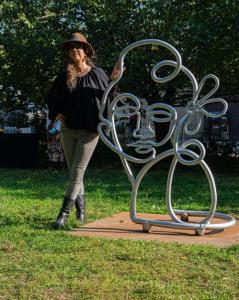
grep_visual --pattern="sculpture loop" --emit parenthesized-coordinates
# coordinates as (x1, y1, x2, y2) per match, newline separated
(98, 39, 235, 235)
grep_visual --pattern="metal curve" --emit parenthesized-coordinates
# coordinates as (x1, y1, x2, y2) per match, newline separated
(166, 149, 217, 224)
(130, 150, 235, 231)
(99, 39, 182, 124)
(98, 39, 236, 235)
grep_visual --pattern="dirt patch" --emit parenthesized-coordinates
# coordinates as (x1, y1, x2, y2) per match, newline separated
(70, 212, 238, 248)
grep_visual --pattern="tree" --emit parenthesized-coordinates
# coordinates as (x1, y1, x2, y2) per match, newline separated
(0, 0, 87, 112)
(0, 0, 238, 119)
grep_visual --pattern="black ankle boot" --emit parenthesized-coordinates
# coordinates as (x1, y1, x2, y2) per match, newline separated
(54, 196, 76, 229)
(75, 194, 85, 223)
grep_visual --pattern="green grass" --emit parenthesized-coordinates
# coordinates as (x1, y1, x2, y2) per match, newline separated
(0, 166, 238, 300)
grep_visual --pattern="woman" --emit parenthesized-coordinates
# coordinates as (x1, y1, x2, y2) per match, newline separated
(47, 32, 120, 228)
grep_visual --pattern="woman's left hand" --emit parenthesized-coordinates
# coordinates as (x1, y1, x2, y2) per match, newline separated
(110, 61, 125, 80)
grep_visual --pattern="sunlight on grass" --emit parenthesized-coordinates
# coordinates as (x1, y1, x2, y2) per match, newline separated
(0, 167, 238, 299)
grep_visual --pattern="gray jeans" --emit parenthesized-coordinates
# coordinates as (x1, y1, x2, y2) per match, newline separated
(60, 127, 99, 200)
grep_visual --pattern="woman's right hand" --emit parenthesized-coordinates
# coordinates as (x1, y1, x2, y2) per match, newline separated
(56, 113, 65, 124)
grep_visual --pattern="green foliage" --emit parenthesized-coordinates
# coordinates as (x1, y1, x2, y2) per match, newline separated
(84, 0, 239, 102)
(0, 0, 238, 119)
(0, 0, 85, 110)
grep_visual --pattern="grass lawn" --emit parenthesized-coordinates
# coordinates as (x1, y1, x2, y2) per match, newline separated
(0, 164, 238, 300)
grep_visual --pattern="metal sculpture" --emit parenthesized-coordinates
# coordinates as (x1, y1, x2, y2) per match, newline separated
(98, 39, 236, 235)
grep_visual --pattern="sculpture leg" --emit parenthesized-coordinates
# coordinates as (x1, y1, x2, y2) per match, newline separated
(142, 223, 152, 233)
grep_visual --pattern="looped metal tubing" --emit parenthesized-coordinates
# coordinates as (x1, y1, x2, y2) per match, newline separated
(98, 39, 236, 235)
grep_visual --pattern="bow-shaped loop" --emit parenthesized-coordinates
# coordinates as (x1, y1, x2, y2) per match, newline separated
(184, 74, 228, 135)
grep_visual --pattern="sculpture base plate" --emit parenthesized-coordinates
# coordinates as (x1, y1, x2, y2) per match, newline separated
(70, 212, 238, 248)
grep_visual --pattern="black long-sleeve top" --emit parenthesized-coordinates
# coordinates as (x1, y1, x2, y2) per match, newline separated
(47, 66, 113, 133)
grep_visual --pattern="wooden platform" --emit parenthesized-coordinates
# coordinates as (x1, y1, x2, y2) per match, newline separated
(70, 212, 239, 248)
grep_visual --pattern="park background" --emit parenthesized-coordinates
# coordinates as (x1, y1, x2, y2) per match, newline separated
(0, 0, 239, 166)
(0, 1, 239, 299)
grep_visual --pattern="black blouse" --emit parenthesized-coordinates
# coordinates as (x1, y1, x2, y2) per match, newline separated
(47, 67, 114, 132)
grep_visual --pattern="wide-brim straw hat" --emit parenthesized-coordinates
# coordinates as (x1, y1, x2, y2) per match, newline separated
(61, 32, 94, 57)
